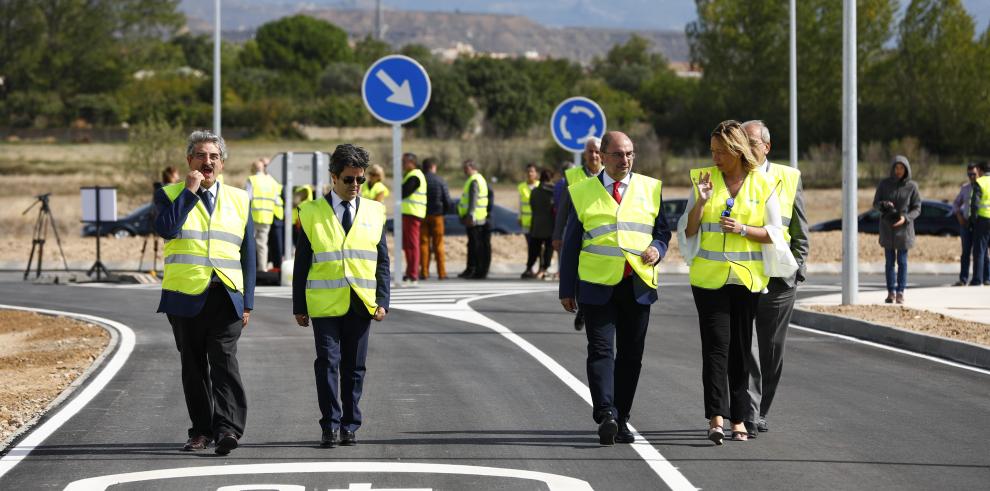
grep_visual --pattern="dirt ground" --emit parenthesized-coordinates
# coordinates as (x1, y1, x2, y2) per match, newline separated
(0, 310, 109, 446)
(804, 304, 990, 347)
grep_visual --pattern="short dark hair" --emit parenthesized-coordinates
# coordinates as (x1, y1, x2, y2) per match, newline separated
(525, 162, 538, 171)
(539, 168, 553, 184)
(329, 144, 370, 176)
(423, 157, 438, 170)
(967, 162, 982, 171)
(402, 152, 418, 164)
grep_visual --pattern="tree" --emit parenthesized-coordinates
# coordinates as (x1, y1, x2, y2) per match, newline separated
(353, 35, 392, 67)
(254, 15, 352, 79)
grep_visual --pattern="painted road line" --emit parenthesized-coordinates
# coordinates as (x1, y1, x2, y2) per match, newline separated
(63, 462, 593, 490)
(791, 323, 990, 376)
(0, 305, 136, 480)
(391, 292, 697, 491)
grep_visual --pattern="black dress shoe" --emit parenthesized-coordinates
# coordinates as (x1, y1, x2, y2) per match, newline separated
(181, 435, 211, 451)
(597, 417, 618, 445)
(321, 429, 338, 448)
(744, 421, 758, 439)
(757, 417, 769, 432)
(457, 270, 475, 279)
(615, 421, 635, 444)
(340, 429, 357, 446)
(215, 432, 238, 456)
(573, 310, 585, 331)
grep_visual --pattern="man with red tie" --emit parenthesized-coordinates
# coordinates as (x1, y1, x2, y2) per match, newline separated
(559, 131, 671, 445)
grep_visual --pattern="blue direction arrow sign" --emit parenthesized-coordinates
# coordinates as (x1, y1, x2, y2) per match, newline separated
(362, 55, 432, 125)
(550, 97, 606, 152)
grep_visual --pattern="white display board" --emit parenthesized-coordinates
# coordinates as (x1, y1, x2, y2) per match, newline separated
(80, 187, 118, 222)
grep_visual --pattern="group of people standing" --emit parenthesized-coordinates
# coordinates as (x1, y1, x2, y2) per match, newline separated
(952, 162, 990, 287)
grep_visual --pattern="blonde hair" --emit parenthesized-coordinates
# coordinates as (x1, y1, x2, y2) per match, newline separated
(367, 164, 385, 179)
(711, 120, 759, 172)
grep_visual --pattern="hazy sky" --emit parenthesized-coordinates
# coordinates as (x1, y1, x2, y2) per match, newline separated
(182, 1, 990, 33)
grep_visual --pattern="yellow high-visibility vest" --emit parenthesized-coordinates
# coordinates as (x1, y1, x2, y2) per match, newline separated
(976, 176, 990, 219)
(569, 174, 662, 289)
(566, 165, 596, 186)
(401, 169, 427, 218)
(688, 166, 772, 292)
(518, 181, 534, 231)
(457, 173, 489, 223)
(361, 181, 390, 201)
(299, 197, 385, 317)
(292, 185, 314, 225)
(247, 174, 280, 225)
(161, 183, 248, 294)
(765, 163, 800, 243)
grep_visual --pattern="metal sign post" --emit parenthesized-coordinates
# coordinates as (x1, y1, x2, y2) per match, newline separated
(362, 55, 432, 285)
(551, 97, 607, 169)
(842, 0, 859, 304)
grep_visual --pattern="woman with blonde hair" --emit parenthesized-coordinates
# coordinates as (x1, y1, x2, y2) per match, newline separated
(361, 164, 390, 203)
(677, 120, 796, 445)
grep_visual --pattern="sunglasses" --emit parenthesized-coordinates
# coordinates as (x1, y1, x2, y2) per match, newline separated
(968, 173, 978, 178)
(721, 197, 735, 218)
(340, 176, 367, 185)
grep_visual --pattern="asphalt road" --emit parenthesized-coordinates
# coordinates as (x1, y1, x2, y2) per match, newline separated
(0, 274, 987, 490)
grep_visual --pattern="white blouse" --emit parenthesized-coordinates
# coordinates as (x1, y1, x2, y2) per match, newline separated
(676, 169, 798, 289)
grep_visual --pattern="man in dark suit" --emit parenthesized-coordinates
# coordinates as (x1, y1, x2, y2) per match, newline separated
(559, 131, 671, 445)
(293, 144, 390, 448)
(155, 130, 255, 455)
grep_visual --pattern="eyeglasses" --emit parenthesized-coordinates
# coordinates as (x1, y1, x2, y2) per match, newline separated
(340, 176, 367, 185)
(721, 197, 735, 218)
(603, 151, 636, 160)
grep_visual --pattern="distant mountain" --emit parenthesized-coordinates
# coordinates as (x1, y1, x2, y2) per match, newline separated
(184, 7, 690, 64)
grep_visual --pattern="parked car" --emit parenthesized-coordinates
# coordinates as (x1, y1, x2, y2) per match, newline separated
(662, 198, 687, 226)
(809, 199, 958, 236)
(82, 202, 156, 238)
(386, 200, 522, 236)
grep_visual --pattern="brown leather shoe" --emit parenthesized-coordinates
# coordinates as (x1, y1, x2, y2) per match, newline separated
(181, 435, 211, 451)
(215, 432, 239, 456)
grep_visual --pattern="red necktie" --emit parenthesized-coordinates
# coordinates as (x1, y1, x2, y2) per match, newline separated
(612, 182, 632, 277)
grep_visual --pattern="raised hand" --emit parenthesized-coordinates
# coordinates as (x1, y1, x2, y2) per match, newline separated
(186, 170, 204, 193)
(696, 171, 714, 203)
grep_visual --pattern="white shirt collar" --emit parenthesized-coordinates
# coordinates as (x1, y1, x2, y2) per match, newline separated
(759, 159, 771, 173)
(330, 189, 356, 209)
(602, 172, 631, 189)
(201, 181, 218, 199)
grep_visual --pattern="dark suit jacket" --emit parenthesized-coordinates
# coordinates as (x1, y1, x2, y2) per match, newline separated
(292, 194, 391, 316)
(154, 185, 256, 318)
(558, 174, 672, 306)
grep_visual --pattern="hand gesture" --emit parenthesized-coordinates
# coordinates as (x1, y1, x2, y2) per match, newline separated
(186, 170, 204, 193)
(695, 171, 714, 203)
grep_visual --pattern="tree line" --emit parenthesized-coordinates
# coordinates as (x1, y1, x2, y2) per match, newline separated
(1, 0, 988, 160)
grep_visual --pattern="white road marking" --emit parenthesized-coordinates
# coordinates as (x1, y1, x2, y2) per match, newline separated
(0, 305, 135, 480)
(63, 462, 592, 490)
(791, 323, 990, 376)
(391, 291, 698, 491)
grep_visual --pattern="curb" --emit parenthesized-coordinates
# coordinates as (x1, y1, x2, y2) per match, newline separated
(791, 307, 990, 371)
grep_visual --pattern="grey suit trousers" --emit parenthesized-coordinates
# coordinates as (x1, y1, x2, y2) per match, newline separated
(747, 277, 797, 419)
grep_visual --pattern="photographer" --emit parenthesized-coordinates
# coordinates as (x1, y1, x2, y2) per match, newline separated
(872, 155, 922, 304)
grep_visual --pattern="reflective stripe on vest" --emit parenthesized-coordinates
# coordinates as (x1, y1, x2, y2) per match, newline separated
(766, 163, 800, 242)
(518, 182, 534, 231)
(458, 173, 489, 224)
(161, 183, 248, 295)
(569, 173, 662, 289)
(688, 166, 771, 292)
(248, 174, 280, 225)
(401, 169, 427, 218)
(300, 196, 385, 317)
(977, 176, 990, 219)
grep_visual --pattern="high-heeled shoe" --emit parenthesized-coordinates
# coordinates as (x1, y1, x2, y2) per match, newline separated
(707, 427, 724, 445)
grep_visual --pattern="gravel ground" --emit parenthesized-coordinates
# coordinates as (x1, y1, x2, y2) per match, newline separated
(805, 304, 990, 346)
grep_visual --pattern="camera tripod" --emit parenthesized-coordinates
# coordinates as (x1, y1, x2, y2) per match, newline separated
(23, 193, 69, 280)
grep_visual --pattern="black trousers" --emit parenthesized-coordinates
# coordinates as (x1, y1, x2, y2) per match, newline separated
(581, 276, 651, 423)
(692, 284, 760, 422)
(525, 234, 539, 270)
(479, 223, 492, 276)
(168, 286, 247, 439)
(312, 290, 372, 433)
(466, 225, 491, 276)
(525, 235, 553, 271)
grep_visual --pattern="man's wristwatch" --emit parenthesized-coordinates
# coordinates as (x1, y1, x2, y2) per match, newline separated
(739, 224, 748, 237)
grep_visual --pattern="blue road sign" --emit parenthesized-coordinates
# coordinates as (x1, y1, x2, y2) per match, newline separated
(550, 97, 606, 152)
(362, 55, 432, 125)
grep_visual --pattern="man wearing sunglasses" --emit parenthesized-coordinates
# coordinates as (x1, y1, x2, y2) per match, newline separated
(952, 163, 990, 286)
(292, 144, 390, 449)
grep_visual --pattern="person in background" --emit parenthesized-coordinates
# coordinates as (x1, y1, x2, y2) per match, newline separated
(528, 168, 556, 279)
(873, 155, 922, 304)
(421, 157, 452, 280)
(519, 163, 540, 278)
(247, 159, 282, 272)
(154, 130, 255, 455)
(292, 185, 315, 247)
(361, 164, 389, 203)
(400, 153, 427, 284)
(969, 161, 990, 286)
(951, 163, 989, 286)
(457, 159, 490, 280)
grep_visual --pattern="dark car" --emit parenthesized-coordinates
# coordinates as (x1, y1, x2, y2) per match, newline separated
(663, 198, 688, 227)
(82, 202, 155, 238)
(810, 200, 958, 236)
(386, 201, 522, 236)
